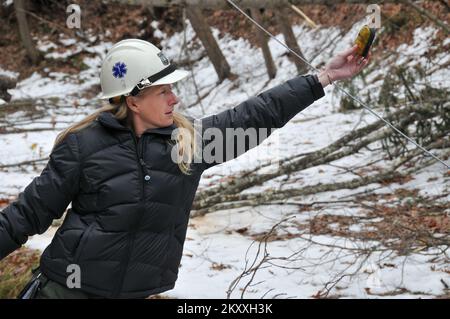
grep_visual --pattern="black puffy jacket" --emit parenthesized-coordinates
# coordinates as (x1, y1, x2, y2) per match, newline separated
(0, 75, 324, 298)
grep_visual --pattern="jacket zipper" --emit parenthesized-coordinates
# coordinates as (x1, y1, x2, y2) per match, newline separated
(112, 132, 147, 297)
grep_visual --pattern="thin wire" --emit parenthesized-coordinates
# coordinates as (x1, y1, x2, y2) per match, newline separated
(225, 0, 449, 169)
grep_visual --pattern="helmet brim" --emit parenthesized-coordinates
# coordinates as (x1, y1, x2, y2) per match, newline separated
(98, 69, 189, 100)
(151, 69, 189, 86)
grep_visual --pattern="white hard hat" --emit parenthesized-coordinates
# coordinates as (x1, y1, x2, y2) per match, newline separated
(99, 39, 189, 100)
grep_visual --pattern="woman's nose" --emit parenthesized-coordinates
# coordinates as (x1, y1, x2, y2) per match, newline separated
(168, 92, 179, 105)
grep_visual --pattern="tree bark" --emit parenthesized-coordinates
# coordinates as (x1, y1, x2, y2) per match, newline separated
(14, 0, 40, 64)
(191, 138, 448, 217)
(111, 0, 400, 10)
(275, 6, 308, 74)
(399, 0, 449, 35)
(250, 8, 277, 79)
(192, 102, 443, 214)
(186, 6, 233, 82)
(0, 75, 17, 102)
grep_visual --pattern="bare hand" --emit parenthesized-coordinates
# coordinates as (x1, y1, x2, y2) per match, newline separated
(318, 45, 371, 87)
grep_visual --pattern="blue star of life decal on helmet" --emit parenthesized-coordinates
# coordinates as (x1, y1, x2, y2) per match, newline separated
(112, 62, 127, 78)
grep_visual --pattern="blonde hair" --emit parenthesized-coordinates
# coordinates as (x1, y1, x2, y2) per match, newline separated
(54, 99, 199, 175)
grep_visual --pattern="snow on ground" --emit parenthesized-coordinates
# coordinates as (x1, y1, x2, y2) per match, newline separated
(0, 66, 19, 79)
(1, 19, 449, 298)
(164, 206, 448, 299)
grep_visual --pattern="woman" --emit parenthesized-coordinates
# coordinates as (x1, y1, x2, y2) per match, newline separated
(0, 39, 369, 298)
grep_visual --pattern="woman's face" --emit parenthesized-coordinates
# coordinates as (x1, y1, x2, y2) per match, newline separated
(126, 84, 179, 129)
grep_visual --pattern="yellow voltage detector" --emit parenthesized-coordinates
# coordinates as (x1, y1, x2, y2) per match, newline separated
(354, 25, 377, 58)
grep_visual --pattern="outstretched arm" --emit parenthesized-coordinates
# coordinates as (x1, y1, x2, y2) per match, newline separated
(0, 134, 81, 260)
(198, 74, 322, 170)
(196, 46, 370, 170)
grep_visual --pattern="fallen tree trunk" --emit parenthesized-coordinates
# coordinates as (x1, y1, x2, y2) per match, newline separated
(192, 138, 449, 217)
(111, 0, 400, 9)
(194, 103, 433, 206)
(191, 101, 448, 216)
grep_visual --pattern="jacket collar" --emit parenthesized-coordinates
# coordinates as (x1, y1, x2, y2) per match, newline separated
(97, 112, 177, 136)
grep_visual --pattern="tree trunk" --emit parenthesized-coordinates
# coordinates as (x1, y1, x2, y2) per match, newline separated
(111, 0, 401, 10)
(14, 0, 40, 64)
(250, 8, 277, 79)
(275, 7, 308, 74)
(0, 75, 17, 102)
(186, 6, 233, 82)
(399, 0, 449, 35)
